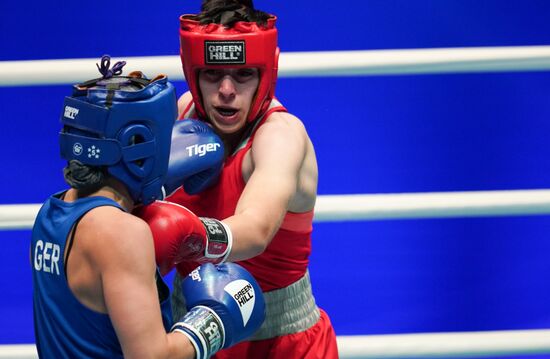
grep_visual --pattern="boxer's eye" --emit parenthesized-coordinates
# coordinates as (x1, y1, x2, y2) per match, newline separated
(201, 69, 223, 82)
(234, 69, 257, 83)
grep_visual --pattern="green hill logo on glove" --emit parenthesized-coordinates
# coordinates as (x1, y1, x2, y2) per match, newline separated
(224, 280, 256, 326)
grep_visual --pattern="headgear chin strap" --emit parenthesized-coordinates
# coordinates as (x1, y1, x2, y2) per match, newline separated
(59, 57, 177, 205)
(179, 15, 279, 122)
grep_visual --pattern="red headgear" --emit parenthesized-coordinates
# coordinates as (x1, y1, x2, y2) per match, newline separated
(179, 15, 279, 122)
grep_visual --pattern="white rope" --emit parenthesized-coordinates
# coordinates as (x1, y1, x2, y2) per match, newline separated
(0, 345, 36, 359)
(313, 189, 550, 222)
(0, 204, 41, 230)
(2, 189, 550, 230)
(336, 329, 550, 358)
(3, 330, 550, 358)
(1, 45, 550, 86)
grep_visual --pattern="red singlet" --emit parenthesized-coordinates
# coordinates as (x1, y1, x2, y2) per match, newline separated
(168, 100, 338, 358)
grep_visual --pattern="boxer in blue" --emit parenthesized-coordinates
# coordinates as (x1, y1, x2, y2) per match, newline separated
(30, 56, 265, 359)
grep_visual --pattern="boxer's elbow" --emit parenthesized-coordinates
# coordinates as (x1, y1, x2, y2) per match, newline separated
(236, 222, 273, 259)
(227, 211, 279, 259)
(245, 223, 272, 256)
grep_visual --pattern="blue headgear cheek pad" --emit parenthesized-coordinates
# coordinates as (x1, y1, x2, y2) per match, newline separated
(59, 77, 177, 205)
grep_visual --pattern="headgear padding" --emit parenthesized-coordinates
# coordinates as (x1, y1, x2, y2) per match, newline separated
(179, 15, 279, 122)
(59, 69, 177, 205)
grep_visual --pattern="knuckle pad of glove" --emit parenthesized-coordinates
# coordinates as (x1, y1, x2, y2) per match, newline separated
(134, 201, 207, 272)
(133, 203, 171, 249)
(166, 120, 224, 195)
(174, 119, 211, 134)
(182, 263, 266, 347)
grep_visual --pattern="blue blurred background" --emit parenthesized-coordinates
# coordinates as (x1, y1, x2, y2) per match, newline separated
(1, 0, 550, 355)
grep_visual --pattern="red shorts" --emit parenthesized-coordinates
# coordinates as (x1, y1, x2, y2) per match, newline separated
(213, 309, 338, 359)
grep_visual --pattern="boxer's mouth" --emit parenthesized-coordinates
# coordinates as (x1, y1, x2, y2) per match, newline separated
(215, 106, 238, 117)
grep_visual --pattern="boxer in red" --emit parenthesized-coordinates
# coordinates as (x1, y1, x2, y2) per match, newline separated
(137, 1, 339, 357)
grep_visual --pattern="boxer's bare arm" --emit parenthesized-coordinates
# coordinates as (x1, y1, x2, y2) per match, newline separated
(74, 207, 195, 359)
(174, 94, 318, 262)
(223, 112, 315, 261)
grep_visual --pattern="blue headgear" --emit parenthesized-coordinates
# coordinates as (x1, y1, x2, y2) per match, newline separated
(59, 56, 177, 205)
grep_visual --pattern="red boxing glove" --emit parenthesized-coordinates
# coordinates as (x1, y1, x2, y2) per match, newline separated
(133, 201, 233, 276)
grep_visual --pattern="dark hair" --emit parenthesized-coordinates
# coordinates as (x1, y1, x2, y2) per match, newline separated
(191, 0, 272, 27)
(63, 160, 107, 197)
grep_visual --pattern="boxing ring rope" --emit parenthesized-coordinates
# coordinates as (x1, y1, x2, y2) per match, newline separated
(1, 45, 550, 86)
(3, 329, 550, 359)
(4, 189, 550, 230)
(2, 46, 550, 358)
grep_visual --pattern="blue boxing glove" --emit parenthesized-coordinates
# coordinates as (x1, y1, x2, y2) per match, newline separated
(171, 263, 265, 359)
(163, 120, 224, 196)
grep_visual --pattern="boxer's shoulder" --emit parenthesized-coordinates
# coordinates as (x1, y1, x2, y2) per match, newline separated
(254, 111, 308, 152)
(77, 205, 151, 256)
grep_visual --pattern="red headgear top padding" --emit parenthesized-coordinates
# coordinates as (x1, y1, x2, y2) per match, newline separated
(180, 15, 279, 122)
